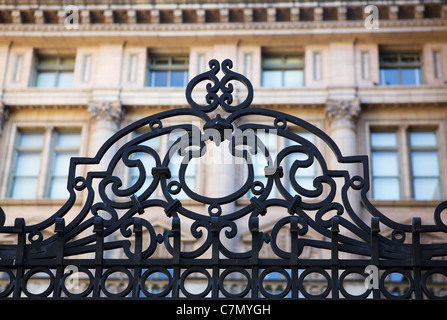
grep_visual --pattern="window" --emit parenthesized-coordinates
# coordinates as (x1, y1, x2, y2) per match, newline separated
(146, 56, 189, 87)
(409, 131, 441, 200)
(48, 132, 81, 198)
(379, 52, 422, 85)
(9, 129, 81, 199)
(261, 54, 304, 87)
(370, 131, 401, 200)
(370, 128, 442, 201)
(10, 131, 44, 199)
(312, 52, 321, 81)
(361, 51, 370, 80)
(34, 55, 75, 88)
(432, 50, 442, 79)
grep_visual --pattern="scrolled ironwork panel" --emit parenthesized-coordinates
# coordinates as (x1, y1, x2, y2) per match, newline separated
(0, 59, 446, 299)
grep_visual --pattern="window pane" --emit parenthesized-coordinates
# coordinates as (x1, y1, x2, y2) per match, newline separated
(410, 131, 437, 148)
(170, 71, 188, 87)
(262, 70, 282, 87)
(373, 178, 400, 200)
(382, 54, 398, 64)
(49, 177, 69, 199)
(16, 152, 41, 176)
(413, 178, 441, 200)
(35, 71, 57, 88)
(19, 132, 44, 148)
(38, 57, 58, 67)
(152, 58, 169, 65)
(380, 68, 399, 85)
(60, 57, 75, 67)
(401, 54, 419, 64)
(401, 68, 421, 85)
(172, 57, 188, 65)
(56, 133, 81, 148)
(151, 71, 168, 87)
(49, 132, 80, 198)
(53, 152, 76, 176)
(56, 72, 74, 88)
(11, 177, 38, 199)
(284, 70, 304, 87)
(371, 132, 397, 148)
(263, 56, 282, 66)
(411, 152, 439, 177)
(372, 152, 399, 176)
(285, 56, 304, 65)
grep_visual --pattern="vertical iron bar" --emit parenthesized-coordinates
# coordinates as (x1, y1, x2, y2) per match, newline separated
(13, 218, 25, 298)
(132, 217, 142, 298)
(250, 216, 259, 299)
(412, 217, 422, 300)
(53, 217, 65, 298)
(211, 216, 220, 298)
(370, 217, 380, 299)
(331, 216, 340, 299)
(171, 216, 181, 299)
(93, 216, 104, 298)
(290, 216, 299, 299)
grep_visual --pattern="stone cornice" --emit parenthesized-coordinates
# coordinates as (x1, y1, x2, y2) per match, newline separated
(0, 2, 445, 32)
(1, 18, 446, 32)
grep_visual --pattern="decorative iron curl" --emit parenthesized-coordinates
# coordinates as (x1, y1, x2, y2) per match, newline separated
(186, 59, 254, 113)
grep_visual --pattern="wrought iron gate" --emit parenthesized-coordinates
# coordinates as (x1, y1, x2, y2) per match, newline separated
(0, 59, 446, 299)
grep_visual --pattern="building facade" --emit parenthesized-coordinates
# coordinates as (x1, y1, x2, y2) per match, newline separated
(0, 0, 446, 298)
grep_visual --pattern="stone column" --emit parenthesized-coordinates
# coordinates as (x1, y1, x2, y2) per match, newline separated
(325, 98, 360, 158)
(88, 100, 124, 159)
(88, 100, 123, 258)
(87, 100, 124, 198)
(325, 99, 363, 252)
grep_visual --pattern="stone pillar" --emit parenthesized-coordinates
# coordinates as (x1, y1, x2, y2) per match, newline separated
(325, 99, 360, 158)
(325, 99, 363, 253)
(88, 100, 124, 159)
(88, 100, 123, 258)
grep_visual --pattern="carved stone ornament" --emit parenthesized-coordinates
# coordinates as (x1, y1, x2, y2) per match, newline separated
(87, 100, 124, 124)
(325, 98, 361, 124)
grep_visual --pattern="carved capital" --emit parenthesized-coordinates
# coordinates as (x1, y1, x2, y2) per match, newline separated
(325, 99, 361, 124)
(88, 100, 124, 125)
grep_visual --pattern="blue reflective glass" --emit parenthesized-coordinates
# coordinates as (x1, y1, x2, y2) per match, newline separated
(170, 71, 188, 87)
(151, 71, 168, 87)
(401, 68, 421, 85)
(380, 68, 399, 85)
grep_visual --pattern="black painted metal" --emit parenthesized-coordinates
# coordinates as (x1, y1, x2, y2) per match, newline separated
(0, 59, 446, 299)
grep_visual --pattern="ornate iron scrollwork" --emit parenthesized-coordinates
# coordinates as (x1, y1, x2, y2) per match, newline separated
(0, 59, 446, 299)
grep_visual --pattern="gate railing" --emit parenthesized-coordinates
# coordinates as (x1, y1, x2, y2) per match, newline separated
(0, 59, 446, 299)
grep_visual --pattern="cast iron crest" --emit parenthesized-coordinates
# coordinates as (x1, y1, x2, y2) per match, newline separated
(0, 59, 446, 299)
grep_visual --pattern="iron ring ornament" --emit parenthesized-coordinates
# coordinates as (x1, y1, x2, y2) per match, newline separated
(0, 59, 446, 299)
